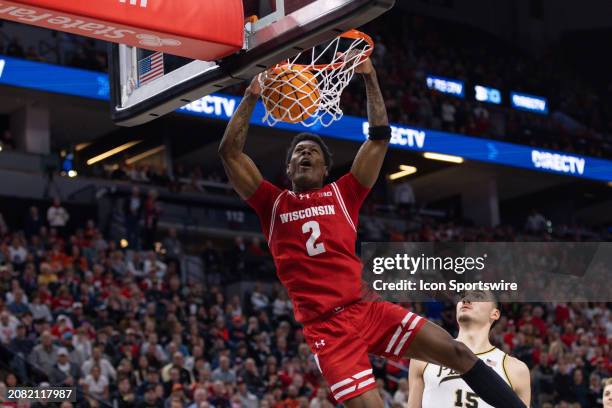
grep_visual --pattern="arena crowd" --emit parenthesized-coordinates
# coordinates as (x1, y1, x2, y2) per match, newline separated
(0, 197, 609, 408)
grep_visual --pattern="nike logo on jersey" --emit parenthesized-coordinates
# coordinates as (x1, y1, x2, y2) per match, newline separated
(279, 205, 336, 224)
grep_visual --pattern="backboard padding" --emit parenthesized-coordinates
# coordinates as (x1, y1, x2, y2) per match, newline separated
(110, 0, 395, 126)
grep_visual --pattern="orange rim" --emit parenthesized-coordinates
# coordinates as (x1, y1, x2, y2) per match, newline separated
(272, 29, 374, 72)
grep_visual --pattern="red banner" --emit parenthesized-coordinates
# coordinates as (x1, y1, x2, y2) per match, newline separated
(0, 0, 244, 60)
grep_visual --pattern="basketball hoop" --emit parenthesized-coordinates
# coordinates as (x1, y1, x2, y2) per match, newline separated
(259, 30, 374, 128)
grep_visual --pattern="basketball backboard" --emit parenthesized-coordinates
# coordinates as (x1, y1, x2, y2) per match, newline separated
(109, 0, 394, 127)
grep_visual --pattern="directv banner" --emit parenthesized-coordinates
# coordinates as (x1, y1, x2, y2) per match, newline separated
(1, 55, 611, 182)
(511, 91, 548, 114)
(180, 95, 612, 182)
(0, 55, 109, 100)
(426, 75, 464, 98)
(361, 242, 612, 302)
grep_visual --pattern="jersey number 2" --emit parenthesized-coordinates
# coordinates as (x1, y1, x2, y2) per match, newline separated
(302, 221, 326, 256)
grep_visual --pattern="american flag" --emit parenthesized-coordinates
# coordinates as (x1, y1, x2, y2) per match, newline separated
(138, 51, 164, 86)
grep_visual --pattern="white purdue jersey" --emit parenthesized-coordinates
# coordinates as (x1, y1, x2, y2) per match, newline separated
(422, 347, 512, 408)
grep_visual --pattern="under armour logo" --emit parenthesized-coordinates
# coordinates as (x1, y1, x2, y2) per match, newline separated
(136, 34, 181, 47)
(119, 0, 148, 7)
(314, 340, 326, 349)
(299, 193, 310, 200)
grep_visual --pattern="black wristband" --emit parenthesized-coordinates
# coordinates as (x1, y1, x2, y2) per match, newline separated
(369, 125, 392, 141)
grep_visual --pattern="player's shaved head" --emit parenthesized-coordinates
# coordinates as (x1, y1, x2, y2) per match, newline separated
(286, 133, 333, 191)
(286, 133, 333, 170)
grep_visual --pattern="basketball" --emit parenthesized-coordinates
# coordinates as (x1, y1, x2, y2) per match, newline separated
(261, 67, 320, 124)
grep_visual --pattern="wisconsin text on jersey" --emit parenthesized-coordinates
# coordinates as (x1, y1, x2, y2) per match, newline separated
(279, 205, 336, 224)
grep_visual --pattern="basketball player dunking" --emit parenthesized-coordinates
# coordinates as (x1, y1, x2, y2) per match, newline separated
(219, 57, 526, 408)
(408, 290, 531, 408)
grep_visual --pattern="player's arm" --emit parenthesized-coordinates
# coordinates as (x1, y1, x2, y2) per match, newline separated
(505, 356, 531, 406)
(218, 77, 263, 200)
(407, 360, 426, 408)
(350, 59, 390, 188)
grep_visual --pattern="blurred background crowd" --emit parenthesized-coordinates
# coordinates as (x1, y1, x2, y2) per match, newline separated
(0, 2, 611, 408)
(0, 195, 609, 408)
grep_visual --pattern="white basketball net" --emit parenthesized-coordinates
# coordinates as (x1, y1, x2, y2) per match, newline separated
(259, 32, 373, 128)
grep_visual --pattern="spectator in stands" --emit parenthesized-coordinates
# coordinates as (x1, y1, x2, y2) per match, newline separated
(112, 376, 137, 408)
(201, 240, 221, 274)
(7, 288, 29, 315)
(161, 352, 192, 385)
(47, 197, 70, 237)
(393, 378, 409, 405)
(272, 290, 292, 320)
(24, 206, 43, 239)
(393, 179, 416, 216)
(163, 227, 183, 269)
(28, 330, 58, 377)
(144, 251, 167, 278)
(187, 387, 209, 408)
(0, 310, 19, 344)
(141, 383, 163, 408)
(49, 347, 81, 386)
(525, 208, 547, 232)
(8, 323, 34, 356)
(82, 364, 109, 401)
(143, 189, 161, 249)
(82, 344, 117, 382)
(0, 211, 7, 236)
(250, 282, 270, 312)
(212, 355, 236, 384)
(603, 378, 612, 408)
(236, 377, 258, 408)
(125, 186, 143, 250)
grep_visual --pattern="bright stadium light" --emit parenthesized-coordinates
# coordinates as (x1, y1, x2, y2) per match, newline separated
(389, 165, 417, 180)
(423, 152, 464, 164)
(86, 141, 142, 165)
(75, 142, 92, 152)
(125, 145, 165, 165)
(67, 170, 78, 178)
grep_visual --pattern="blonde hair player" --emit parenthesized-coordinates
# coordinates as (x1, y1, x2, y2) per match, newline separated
(408, 290, 531, 408)
(603, 378, 612, 408)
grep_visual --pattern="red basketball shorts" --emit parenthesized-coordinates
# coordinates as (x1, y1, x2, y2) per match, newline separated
(303, 301, 427, 403)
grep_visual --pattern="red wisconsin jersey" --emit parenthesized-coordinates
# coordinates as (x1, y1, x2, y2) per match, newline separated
(247, 173, 370, 323)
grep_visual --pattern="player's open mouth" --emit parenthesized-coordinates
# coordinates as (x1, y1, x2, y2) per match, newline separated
(299, 159, 312, 169)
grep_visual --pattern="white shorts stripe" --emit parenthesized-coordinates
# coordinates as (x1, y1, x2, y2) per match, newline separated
(401, 312, 414, 326)
(330, 182, 356, 232)
(330, 378, 354, 393)
(334, 385, 357, 400)
(267, 191, 284, 244)
(393, 329, 414, 356)
(353, 369, 373, 379)
(407, 315, 422, 331)
(385, 325, 403, 353)
(393, 316, 423, 356)
(357, 377, 376, 389)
